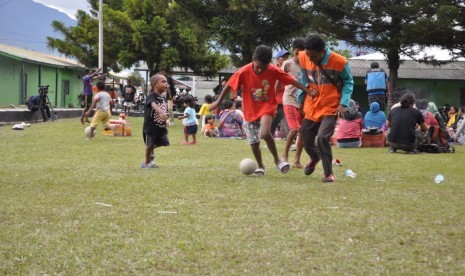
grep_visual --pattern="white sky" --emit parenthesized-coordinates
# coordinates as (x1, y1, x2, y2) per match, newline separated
(32, 0, 90, 20)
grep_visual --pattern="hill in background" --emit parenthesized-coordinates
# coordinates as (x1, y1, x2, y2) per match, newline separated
(0, 0, 77, 55)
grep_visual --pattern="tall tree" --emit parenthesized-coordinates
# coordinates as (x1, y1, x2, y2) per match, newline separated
(47, 0, 228, 76)
(306, 0, 464, 108)
(175, 0, 311, 67)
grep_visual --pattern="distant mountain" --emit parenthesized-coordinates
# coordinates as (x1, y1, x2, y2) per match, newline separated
(0, 0, 77, 55)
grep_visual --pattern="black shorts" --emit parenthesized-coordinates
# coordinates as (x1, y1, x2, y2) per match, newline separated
(143, 133, 170, 148)
(83, 94, 92, 109)
(184, 125, 198, 135)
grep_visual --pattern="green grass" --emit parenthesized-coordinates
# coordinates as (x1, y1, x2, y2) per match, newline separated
(1, 117, 464, 274)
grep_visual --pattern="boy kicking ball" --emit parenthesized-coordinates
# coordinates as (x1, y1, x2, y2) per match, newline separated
(210, 45, 313, 176)
(85, 80, 112, 140)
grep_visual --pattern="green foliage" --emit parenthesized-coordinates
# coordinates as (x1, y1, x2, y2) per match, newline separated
(47, 0, 229, 77)
(176, 0, 311, 66)
(1, 118, 465, 274)
(306, 0, 464, 108)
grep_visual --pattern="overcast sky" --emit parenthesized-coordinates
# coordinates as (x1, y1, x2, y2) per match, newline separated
(32, 0, 89, 20)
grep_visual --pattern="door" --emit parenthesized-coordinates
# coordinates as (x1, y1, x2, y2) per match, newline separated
(62, 80, 70, 107)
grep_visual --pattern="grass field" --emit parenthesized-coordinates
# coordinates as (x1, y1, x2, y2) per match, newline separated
(1, 117, 464, 275)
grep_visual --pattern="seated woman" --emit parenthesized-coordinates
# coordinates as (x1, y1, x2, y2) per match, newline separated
(218, 100, 245, 138)
(446, 105, 458, 129)
(428, 102, 453, 142)
(336, 100, 363, 148)
(363, 101, 386, 129)
(416, 99, 438, 127)
(452, 107, 465, 143)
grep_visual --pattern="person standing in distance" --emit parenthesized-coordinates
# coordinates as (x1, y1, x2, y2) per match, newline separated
(80, 67, 103, 124)
(123, 79, 137, 117)
(366, 61, 389, 112)
(299, 34, 354, 183)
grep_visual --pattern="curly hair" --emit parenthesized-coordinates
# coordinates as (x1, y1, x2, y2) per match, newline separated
(400, 92, 416, 108)
(304, 34, 326, 52)
(253, 45, 272, 64)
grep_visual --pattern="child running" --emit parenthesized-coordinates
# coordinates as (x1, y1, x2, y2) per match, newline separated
(141, 74, 170, 168)
(210, 45, 312, 176)
(178, 96, 199, 144)
(85, 80, 112, 140)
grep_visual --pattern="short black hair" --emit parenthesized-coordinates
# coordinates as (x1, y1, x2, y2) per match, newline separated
(205, 114, 214, 124)
(253, 45, 272, 64)
(292, 38, 305, 50)
(371, 62, 379, 69)
(235, 99, 242, 110)
(222, 100, 234, 110)
(183, 95, 194, 107)
(304, 34, 325, 52)
(416, 99, 428, 110)
(96, 80, 105, 91)
(400, 92, 416, 108)
(204, 95, 213, 104)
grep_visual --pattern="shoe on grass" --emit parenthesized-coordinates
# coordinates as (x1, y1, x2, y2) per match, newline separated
(322, 174, 335, 183)
(140, 162, 158, 169)
(304, 160, 319, 176)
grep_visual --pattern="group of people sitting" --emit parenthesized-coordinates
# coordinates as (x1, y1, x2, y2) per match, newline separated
(198, 94, 246, 139)
(333, 92, 465, 153)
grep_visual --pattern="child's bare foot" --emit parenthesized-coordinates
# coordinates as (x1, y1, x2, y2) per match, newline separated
(80, 118, 85, 124)
(292, 162, 303, 168)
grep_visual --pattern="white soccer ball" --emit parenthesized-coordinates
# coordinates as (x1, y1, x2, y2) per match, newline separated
(239, 158, 257, 175)
(84, 126, 92, 137)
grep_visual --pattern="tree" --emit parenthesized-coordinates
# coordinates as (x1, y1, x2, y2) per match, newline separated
(175, 0, 312, 67)
(306, 0, 465, 108)
(47, 0, 229, 77)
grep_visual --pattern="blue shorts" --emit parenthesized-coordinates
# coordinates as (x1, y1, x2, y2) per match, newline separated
(184, 125, 198, 135)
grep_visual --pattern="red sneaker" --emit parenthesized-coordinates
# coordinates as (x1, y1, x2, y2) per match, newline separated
(304, 160, 319, 176)
(322, 174, 336, 183)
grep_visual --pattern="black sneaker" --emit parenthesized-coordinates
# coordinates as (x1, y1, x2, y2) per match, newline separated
(304, 160, 318, 176)
(388, 147, 396, 153)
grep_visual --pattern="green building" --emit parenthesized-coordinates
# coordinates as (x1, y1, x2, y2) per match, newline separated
(0, 44, 86, 108)
(349, 52, 465, 111)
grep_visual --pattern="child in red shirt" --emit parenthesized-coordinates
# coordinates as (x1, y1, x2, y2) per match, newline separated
(211, 45, 311, 175)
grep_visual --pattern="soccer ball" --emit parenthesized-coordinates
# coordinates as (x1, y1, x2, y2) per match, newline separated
(239, 158, 257, 175)
(84, 126, 93, 137)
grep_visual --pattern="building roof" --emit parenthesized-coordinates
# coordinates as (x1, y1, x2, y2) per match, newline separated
(0, 43, 85, 71)
(349, 59, 465, 80)
(349, 47, 465, 80)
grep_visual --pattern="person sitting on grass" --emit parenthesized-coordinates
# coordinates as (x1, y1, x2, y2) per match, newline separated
(218, 100, 245, 139)
(386, 93, 428, 153)
(199, 95, 214, 130)
(363, 101, 386, 130)
(85, 80, 112, 140)
(336, 99, 363, 148)
(210, 45, 312, 176)
(141, 74, 170, 168)
(178, 96, 199, 145)
(202, 115, 219, 137)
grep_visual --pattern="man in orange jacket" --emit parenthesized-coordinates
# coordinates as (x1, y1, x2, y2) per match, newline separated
(299, 34, 354, 183)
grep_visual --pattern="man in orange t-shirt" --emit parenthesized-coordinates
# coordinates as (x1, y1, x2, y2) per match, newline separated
(299, 34, 353, 183)
(211, 45, 312, 176)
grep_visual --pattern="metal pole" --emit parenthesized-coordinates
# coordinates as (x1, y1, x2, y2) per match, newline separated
(98, 0, 103, 69)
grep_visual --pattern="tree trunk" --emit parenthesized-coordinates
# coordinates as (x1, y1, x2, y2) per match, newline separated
(386, 48, 400, 110)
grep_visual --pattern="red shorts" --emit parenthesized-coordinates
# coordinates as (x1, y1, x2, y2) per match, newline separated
(284, 105, 303, 129)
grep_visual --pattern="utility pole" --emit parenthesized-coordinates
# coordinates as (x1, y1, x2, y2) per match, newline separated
(98, 0, 103, 69)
